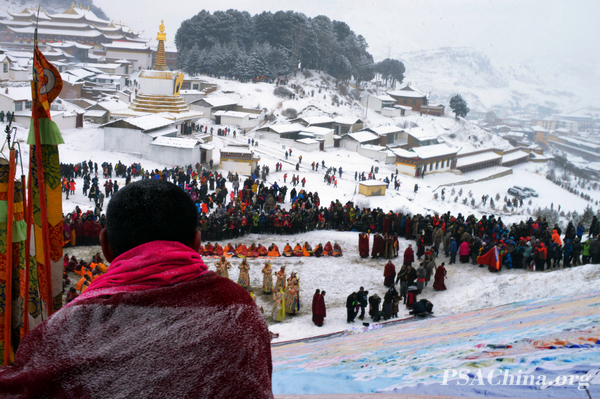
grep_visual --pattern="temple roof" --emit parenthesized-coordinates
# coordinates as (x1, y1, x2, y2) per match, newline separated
(8, 26, 103, 37)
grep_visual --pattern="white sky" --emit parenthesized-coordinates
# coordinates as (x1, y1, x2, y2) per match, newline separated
(95, 0, 600, 65)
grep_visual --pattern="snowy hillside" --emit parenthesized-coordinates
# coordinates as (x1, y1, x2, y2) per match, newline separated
(395, 47, 600, 115)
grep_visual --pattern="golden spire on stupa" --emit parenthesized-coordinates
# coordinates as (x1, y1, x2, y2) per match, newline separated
(153, 20, 168, 71)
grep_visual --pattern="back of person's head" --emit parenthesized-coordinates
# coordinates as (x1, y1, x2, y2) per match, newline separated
(106, 179, 198, 256)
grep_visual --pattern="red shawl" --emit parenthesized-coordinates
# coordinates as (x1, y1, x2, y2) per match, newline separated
(69, 240, 209, 306)
(0, 241, 273, 399)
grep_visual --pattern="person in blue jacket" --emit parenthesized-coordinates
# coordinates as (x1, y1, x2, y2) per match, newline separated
(449, 237, 457, 264)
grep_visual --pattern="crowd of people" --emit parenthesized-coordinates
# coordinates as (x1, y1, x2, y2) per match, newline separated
(60, 159, 600, 329)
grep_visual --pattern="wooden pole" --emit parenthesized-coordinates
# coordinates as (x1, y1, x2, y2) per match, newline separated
(21, 173, 30, 337)
(4, 149, 16, 365)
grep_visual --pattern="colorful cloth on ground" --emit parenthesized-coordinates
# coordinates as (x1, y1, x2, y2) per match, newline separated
(272, 291, 600, 397)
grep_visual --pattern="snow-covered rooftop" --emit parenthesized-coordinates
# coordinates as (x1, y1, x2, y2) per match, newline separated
(84, 110, 107, 117)
(102, 41, 151, 50)
(261, 124, 305, 134)
(151, 136, 199, 149)
(301, 126, 334, 135)
(200, 97, 239, 107)
(297, 116, 334, 125)
(372, 93, 396, 102)
(213, 110, 250, 119)
(345, 131, 380, 143)
(502, 150, 529, 163)
(123, 115, 174, 131)
(366, 125, 403, 135)
(0, 87, 31, 101)
(8, 26, 102, 37)
(296, 138, 319, 145)
(457, 151, 502, 168)
(359, 180, 387, 186)
(411, 144, 459, 158)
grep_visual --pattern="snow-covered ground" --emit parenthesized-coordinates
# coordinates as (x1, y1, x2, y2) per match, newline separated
(3, 70, 600, 347)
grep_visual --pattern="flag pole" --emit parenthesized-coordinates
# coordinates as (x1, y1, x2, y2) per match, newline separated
(3, 133, 16, 365)
(31, 20, 54, 318)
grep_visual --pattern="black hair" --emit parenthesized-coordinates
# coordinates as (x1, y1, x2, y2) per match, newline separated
(106, 179, 198, 256)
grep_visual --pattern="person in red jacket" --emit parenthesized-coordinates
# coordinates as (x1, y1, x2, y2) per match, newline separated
(0, 179, 273, 399)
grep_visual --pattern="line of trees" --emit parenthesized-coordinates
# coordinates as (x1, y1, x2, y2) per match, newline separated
(175, 10, 376, 83)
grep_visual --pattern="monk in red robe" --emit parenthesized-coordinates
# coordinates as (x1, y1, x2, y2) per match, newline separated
(214, 243, 224, 257)
(372, 233, 385, 258)
(433, 262, 447, 291)
(314, 244, 324, 257)
(282, 243, 293, 257)
(358, 233, 369, 258)
(257, 244, 268, 257)
(293, 243, 303, 257)
(323, 241, 333, 256)
(313, 291, 326, 326)
(332, 242, 342, 257)
(204, 242, 214, 256)
(267, 243, 280, 257)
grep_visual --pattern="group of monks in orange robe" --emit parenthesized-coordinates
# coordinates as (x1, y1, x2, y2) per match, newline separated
(281, 241, 342, 257)
(198, 241, 342, 258)
(198, 242, 282, 258)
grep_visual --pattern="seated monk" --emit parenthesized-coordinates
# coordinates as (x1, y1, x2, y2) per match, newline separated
(204, 242, 214, 256)
(257, 244, 268, 257)
(323, 241, 333, 256)
(267, 243, 280, 257)
(293, 243, 303, 257)
(314, 243, 323, 257)
(302, 242, 313, 257)
(214, 243, 224, 257)
(235, 243, 248, 258)
(283, 243, 293, 257)
(247, 243, 259, 258)
(332, 242, 343, 257)
(223, 243, 235, 257)
(197, 244, 204, 256)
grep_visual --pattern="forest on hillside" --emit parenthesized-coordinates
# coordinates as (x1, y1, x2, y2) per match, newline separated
(175, 10, 404, 84)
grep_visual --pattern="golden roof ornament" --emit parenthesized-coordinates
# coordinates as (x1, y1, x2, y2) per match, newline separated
(156, 20, 166, 42)
(154, 20, 168, 70)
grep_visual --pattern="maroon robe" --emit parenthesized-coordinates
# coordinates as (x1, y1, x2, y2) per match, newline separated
(405, 217, 413, 239)
(312, 292, 319, 322)
(0, 271, 273, 399)
(358, 234, 370, 258)
(372, 234, 385, 258)
(404, 246, 415, 266)
(433, 265, 447, 291)
(383, 262, 396, 287)
(314, 295, 326, 326)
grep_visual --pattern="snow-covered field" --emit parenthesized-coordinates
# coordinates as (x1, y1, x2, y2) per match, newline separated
(3, 71, 600, 346)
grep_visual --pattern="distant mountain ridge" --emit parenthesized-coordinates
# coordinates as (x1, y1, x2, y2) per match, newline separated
(395, 46, 599, 115)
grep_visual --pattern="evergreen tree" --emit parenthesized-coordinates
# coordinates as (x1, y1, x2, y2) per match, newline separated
(449, 94, 470, 119)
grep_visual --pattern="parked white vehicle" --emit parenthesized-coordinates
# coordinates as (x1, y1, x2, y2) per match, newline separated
(512, 186, 531, 198)
(522, 187, 539, 197)
(508, 187, 528, 198)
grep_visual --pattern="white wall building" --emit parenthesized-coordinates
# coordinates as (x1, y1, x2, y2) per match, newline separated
(0, 86, 31, 113)
(213, 110, 260, 130)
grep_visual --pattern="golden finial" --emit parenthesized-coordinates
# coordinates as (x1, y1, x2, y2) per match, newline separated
(72, 2, 75, 7)
(156, 20, 167, 42)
